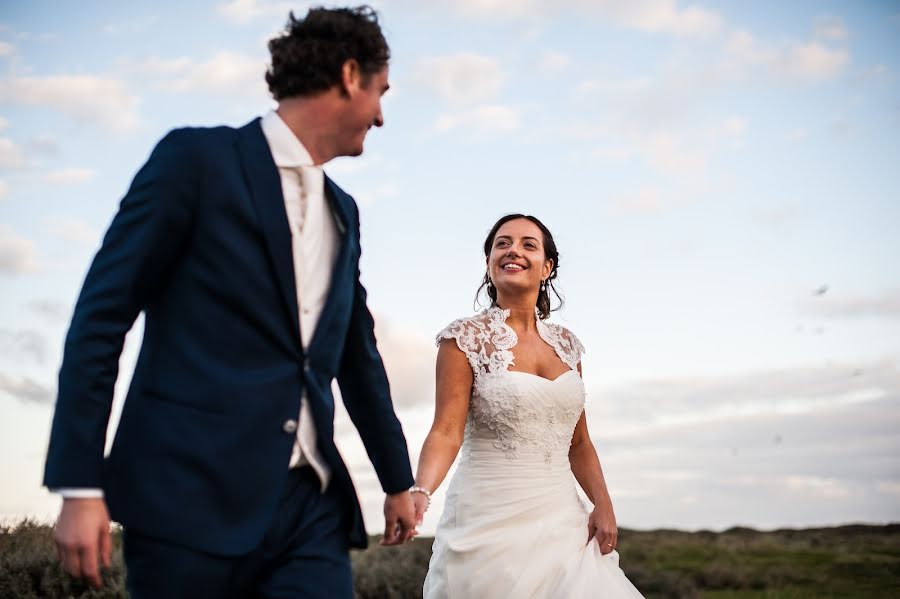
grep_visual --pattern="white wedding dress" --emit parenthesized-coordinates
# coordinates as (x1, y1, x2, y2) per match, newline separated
(423, 306, 645, 599)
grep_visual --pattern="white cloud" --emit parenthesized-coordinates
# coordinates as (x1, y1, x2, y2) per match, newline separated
(706, 115, 748, 149)
(0, 225, 38, 275)
(45, 168, 96, 185)
(0, 328, 48, 364)
(447, 0, 543, 20)
(607, 185, 666, 217)
(414, 53, 505, 104)
(27, 299, 69, 322)
(0, 41, 14, 58)
(217, 0, 299, 25)
(641, 130, 707, 178)
(372, 316, 435, 408)
(0, 76, 140, 132)
(802, 288, 900, 320)
(784, 475, 852, 499)
(27, 134, 60, 156)
(442, 0, 723, 37)
(45, 218, 100, 247)
(591, 146, 633, 162)
(355, 182, 400, 207)
(859, 64, 889, 81)
(598, 0, 723, 37)
(752, 203, 804, 230)
(102, 15, 160, 36)
(0, 138, 25, 169)
(132, 52, 265, 95)
(785, 127, 809, 142)
(0, 179, 7, 200)
(727, 31, 848, 81)
(782, 42, 849, 80)
(131, 55, 193, 77)
(0, 116, 8, 132)
(576, 76, 653, 97)
(434, 105, 521, 134)
(587, 360, 900, 531)
(726, 30, 779, 66)
(712, 115, 748, 138)
(591, 357, 900, 430)
(876, 481, 900, 495)
(538, 50, 572, 74)
(0, 372, 53, 404)
(814, 15, 849, 41)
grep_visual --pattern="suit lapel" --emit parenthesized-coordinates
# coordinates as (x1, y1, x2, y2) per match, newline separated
(236, 118, 302, 344)
(324, 175, 349, 237)
(307, 176, 354, 353)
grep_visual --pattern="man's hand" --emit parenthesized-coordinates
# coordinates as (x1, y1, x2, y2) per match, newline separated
(53, 498, 112, 588)
(380, 490, 418, 546)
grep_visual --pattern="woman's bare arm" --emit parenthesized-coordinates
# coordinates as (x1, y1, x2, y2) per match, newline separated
(569, 363, 619, 552)
(412, 339, 473, 517)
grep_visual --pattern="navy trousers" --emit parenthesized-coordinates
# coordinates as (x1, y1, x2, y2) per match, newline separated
(123, 466, 353, 598)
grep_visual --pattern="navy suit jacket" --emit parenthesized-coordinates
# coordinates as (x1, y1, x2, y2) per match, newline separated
(43, 119, 414, 554)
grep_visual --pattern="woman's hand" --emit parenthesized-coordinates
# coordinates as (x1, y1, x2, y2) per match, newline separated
(587, 499, 618, 555)
(411, 490, 430, 526)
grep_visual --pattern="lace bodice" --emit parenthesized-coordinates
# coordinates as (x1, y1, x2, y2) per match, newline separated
(436, 306, 586, 462)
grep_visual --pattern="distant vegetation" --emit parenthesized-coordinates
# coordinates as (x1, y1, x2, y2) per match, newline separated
(2, 521, 898, 598)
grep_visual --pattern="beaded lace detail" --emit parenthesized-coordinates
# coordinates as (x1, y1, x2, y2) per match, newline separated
(436, 306, 586, 461)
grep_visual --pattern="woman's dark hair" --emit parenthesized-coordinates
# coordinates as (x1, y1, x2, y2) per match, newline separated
(475, 214, 563, 320)
(266, 6, 390, 100)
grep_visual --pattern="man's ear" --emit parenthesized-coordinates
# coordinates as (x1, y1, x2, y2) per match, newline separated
(340, 59, 361, 98)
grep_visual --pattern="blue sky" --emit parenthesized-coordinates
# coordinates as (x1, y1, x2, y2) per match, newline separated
(1, 0, 899, 534)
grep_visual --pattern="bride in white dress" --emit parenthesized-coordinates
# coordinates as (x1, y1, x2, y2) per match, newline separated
(410, 214, 645, 598)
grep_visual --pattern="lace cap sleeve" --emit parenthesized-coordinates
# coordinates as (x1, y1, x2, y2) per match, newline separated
(543, 323, 585, 370)
(435, 314, 496, 376)
(435, 317, 473, 350)
(561, 326, 585, 366)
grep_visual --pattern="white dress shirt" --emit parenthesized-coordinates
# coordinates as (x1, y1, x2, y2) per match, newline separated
(261, 110, 337, 491)
(57, 111, 337, 498)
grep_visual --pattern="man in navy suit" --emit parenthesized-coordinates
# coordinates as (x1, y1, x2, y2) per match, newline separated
(43, 6, 417, 597)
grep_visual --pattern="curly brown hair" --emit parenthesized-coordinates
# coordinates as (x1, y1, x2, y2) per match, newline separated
(265, 6, 390, 100)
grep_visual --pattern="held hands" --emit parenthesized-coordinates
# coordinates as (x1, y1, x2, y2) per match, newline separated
(381, 490, 418, 546)
(53, 498, 112, 589)
(587, 499, 618, 555)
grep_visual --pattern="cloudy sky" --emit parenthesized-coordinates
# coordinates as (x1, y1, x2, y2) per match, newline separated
(1, 0, 899, 535)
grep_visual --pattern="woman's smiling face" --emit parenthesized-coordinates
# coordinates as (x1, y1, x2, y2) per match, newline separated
(488, 218, 553, 295)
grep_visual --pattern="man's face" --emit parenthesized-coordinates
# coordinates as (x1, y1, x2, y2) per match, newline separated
(338, 65, 389, 157)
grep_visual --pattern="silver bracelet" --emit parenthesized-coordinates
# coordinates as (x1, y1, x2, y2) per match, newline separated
(409, 485, 432, 510)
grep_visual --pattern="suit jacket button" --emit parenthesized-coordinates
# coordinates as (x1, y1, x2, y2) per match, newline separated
(303, 359, 310, 373)
(282, 419, 298, 434)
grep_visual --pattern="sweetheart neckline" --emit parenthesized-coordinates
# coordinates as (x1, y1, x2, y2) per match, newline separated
(505, 368, 579, 383)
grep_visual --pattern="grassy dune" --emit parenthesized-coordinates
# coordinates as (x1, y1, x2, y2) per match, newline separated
(1, 521, 898, 598)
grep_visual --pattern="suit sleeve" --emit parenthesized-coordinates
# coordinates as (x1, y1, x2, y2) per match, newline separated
(336, 210, 414, 495)
(43, 129, 197, 489)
